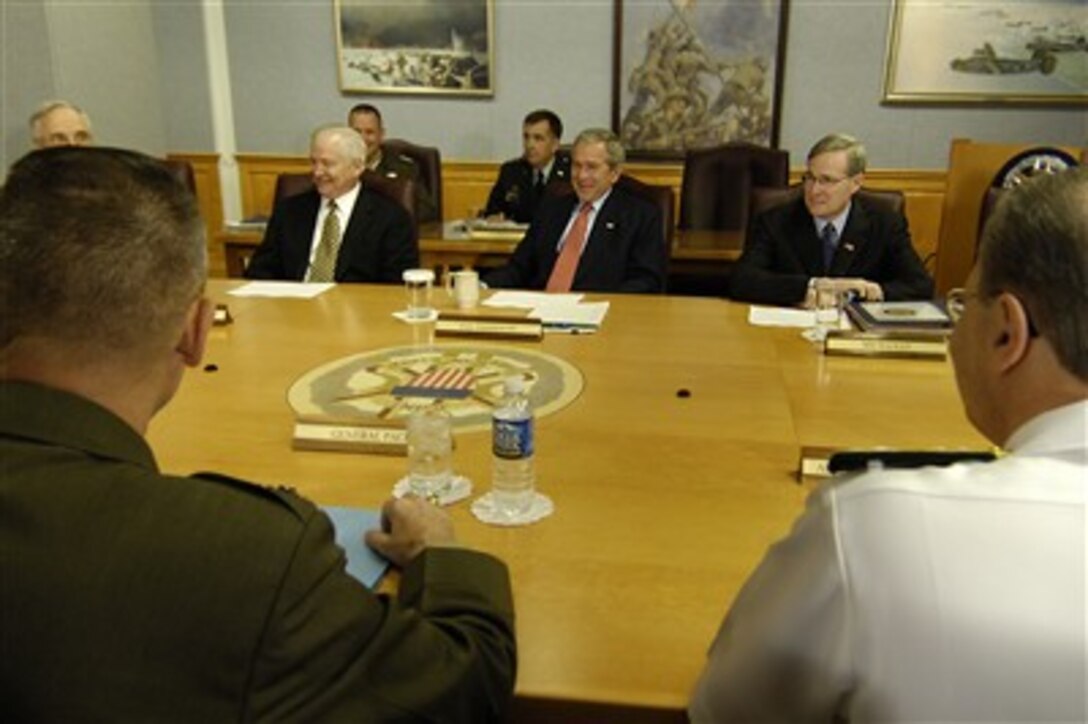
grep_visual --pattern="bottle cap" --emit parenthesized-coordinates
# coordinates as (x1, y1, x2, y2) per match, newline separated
(504, 376, 526, 395)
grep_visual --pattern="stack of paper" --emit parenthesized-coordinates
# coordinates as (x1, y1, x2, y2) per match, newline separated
(484, 291, 609, 333)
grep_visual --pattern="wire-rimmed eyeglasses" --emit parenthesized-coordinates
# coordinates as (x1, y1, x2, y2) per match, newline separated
(946, 287, 1039, 337)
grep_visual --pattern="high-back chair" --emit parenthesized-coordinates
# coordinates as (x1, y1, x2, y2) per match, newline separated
(748, 185, 905, 228)
(161, 158, 196, 195)
(679, 142, 789, 234)
(272, 171, 416, 226)
(383, 139, 442, 222)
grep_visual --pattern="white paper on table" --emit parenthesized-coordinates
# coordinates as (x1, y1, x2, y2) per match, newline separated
(748, 305, 817, 328)
(533, 300, 610, 327)
(228, 282, 335, 299)
(483, 291, 583, 309)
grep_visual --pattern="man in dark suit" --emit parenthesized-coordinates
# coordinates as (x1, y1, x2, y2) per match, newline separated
(246, 125, 418, 283)
(348, 103, 438, 222)
(0, 147, 516, 721)
(483, 109, 571, 223)
(483, 128, 666, 294)
(730, 133, 933, 307)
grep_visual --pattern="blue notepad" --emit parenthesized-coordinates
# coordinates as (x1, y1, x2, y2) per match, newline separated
(321, 506, 390, 589)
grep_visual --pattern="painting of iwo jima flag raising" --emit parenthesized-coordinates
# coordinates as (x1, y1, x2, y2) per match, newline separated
(618, 0, 785, 154)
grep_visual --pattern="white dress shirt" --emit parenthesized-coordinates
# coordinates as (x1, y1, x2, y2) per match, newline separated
(690, 400, 1088, 723)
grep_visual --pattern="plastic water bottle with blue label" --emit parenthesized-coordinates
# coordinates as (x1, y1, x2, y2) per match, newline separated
(491, 376, 535, 518)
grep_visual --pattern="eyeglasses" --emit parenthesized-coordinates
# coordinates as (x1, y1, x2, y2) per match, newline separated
(946, 287, 1039, 337)
(801, 172, 852, 188)
(945, 287, 980, 324)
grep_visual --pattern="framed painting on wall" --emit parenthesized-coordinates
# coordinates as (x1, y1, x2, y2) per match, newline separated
(612, 0, 790, 158)
(883, 0, 1087, 105)
(334, 0, 494, 96)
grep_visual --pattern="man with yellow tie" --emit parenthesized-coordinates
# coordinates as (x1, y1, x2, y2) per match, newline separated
(482, 128, 667, 293)
(246, 125, 417, 283)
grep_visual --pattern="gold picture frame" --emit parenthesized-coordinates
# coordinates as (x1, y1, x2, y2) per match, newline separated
(611, 0, 790, 159)
(883, 0, 1087, 105)
(334, 0, 495, 96)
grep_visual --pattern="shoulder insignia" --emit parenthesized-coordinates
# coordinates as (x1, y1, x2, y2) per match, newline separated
(189, 471, 312, 520)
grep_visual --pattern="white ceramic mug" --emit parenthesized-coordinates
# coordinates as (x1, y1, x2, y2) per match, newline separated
(445, 269, 480, 310)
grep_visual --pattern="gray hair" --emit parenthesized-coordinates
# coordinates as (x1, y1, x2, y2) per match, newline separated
(807, 133, 867, 176)
(29, 100, 92, 143)
(311, 125, 367, 164)
(0, 147, 206, 359)
(978, 166, 1087, 381)
(573, 128, 626, 167)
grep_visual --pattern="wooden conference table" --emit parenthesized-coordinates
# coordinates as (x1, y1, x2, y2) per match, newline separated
(148, 281, 986, 722)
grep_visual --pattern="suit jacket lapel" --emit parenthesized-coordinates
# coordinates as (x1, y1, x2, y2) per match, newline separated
(574, 191, 620, 286)
(337, 189, 369, 278)
(793, 200, 826, 276)
(829, 200, 868, 276)
(290, 192, 322, 280)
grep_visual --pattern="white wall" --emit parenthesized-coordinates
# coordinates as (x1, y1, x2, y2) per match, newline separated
(3, 0, 1085, 173)
(2, 0, 167, 170)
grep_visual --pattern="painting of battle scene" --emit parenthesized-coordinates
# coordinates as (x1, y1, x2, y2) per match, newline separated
(613, 0, 789, 157)
(335, 0, 494, 96)
(884, 0, 1086, 104)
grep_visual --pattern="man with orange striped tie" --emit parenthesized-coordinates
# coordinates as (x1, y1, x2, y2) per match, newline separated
(482, 128, 667, 293)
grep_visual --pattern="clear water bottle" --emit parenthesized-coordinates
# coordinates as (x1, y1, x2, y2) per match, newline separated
(491, 376, 535, 518)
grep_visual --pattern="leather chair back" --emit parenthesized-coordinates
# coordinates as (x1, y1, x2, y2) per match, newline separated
(749, 185, 905, 222)
(615, 174, 675, 248)
(273, 171, 417, 230)
(383, 139, 442, 221)
(161, 159, 196, 195)
(679, 143, 789, 233)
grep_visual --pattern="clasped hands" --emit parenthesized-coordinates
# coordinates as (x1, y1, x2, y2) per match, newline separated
(803, 277, 883, 310)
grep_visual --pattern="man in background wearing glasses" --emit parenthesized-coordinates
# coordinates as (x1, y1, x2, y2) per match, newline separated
(730, 133, 933, 307)
(691, 167, 1087, 722)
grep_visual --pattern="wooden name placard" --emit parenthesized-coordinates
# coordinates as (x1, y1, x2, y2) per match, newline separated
(797, 446, 838, 483)
(292, 415, 407, 455)
(824, 330, 948, 360)
(435, 312, 543, 341)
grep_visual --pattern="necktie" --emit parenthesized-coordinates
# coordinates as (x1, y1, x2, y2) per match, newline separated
(534, 171, 546, 196)
(546, 203, 593, 293)
(821, 223, 838, 272)
(309, 201, 340, 282)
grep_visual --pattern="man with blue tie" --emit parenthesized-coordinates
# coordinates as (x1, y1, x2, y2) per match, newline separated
(729, 133, 933, 307)
(482, 128, 666, 293)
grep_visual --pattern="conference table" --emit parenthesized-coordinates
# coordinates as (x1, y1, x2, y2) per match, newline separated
(148, 280, 986, 721)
